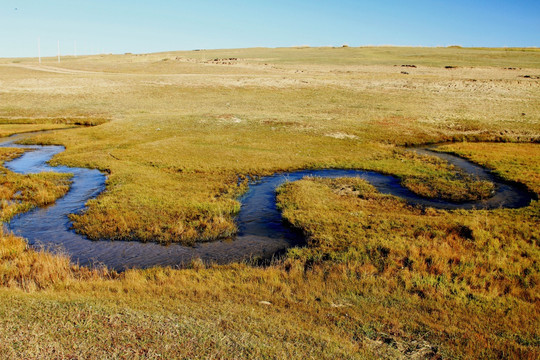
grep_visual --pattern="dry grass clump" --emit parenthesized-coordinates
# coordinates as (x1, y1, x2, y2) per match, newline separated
(0, 148, 72, 222)
(0, 124, 72, 137)
(69, 170, 243, 244)
(0, 230, 113, 291)
(0, 229, 72, 290)
(439, 142, 540, 194)
(0, 117, 107, 138)
(402, 175, 494, 201)
(0, 117, 108, 126)
(380, 149, 497, 202)
(71, 208, 239, 244)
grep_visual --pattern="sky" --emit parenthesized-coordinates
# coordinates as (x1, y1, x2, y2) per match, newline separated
(0, 0, 539, 57)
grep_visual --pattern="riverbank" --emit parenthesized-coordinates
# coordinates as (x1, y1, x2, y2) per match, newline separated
(0, 139, 538, 358)
(1, 129, 534, 270)
(0, 46, 538, 358)
(2, 46, 538, 245)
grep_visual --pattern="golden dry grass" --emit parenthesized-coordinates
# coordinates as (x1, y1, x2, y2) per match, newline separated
(0, 140, 538, 358)
(0, 229, 72, 290)
(0, 46, 538, 359)
(438, 142, 540, 194)
(1, 46, 538, 243)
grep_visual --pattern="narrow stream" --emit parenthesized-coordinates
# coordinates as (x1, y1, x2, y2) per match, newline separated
(0, 133, 534, 270)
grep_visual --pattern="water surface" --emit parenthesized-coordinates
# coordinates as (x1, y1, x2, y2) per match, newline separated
(1, 134, 533, 270)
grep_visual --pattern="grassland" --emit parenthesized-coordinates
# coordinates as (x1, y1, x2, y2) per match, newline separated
(276, 145, 540, 358)
(0, 143, 538, 359)
(1, 46, 538, 243)
(0, 46, 538, 358)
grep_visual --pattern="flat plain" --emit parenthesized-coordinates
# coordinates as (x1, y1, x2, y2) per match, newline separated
(0, 46, 539, 359)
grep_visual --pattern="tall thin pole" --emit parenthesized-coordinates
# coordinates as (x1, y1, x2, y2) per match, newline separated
(38, 37, 41, 64)
(57, 40, 60, 63)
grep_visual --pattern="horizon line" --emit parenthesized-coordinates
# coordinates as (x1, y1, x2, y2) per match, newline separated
(2, 44, 539, 60)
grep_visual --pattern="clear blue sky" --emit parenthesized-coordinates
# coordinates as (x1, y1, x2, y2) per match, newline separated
(1, 0, 539, 57)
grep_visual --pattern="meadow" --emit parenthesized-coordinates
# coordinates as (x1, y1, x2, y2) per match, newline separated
(0, 46, 538, 358)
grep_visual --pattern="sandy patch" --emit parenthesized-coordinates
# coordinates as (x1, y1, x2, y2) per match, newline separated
(326, 132, 358, 139)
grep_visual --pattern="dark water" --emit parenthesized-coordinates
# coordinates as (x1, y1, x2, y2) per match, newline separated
(1, 134, 534, 270)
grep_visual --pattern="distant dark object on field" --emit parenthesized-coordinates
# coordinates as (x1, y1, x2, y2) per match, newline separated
(520, 75, 540, 79)
(206, 58, 239, 65)
(445, 66, 457, 69)
(401, 64, 417, 68)
(401, 71, 409, 75)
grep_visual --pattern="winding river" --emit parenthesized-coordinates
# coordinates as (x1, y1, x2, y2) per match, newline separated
(0, 132, 534, 270)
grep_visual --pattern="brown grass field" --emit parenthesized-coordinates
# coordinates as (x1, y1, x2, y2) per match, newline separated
(0, 46, 538, 359)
